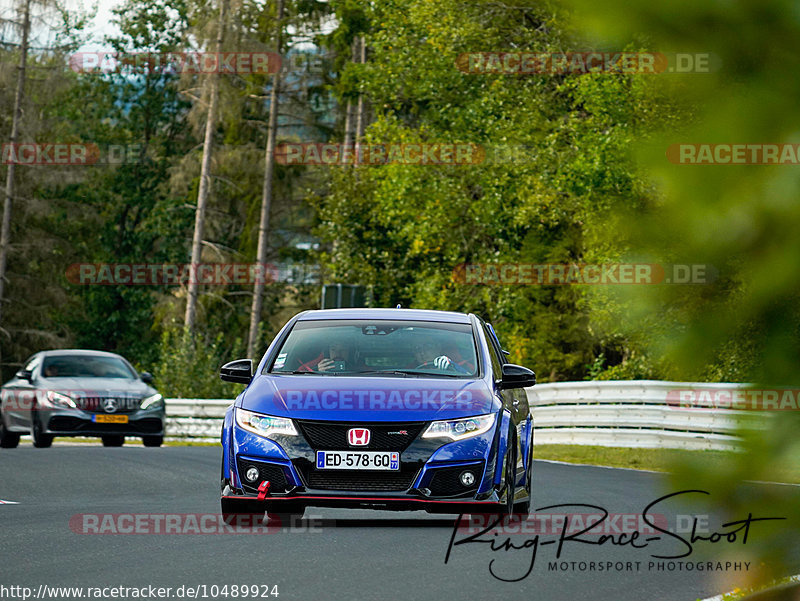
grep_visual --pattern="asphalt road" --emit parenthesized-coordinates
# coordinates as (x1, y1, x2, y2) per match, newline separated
(1, 446, 798, 601)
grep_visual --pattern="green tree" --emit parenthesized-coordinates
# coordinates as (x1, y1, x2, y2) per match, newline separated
(316, 0, 672, 380)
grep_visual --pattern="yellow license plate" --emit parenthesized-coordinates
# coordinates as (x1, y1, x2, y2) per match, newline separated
(93, 414, 128, 424)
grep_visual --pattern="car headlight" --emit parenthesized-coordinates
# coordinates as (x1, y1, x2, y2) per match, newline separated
(140, 393, 163, 410)
(422, 413, 496, 441)
(46, 391, 77, 409)
(236, 408, 297, 438)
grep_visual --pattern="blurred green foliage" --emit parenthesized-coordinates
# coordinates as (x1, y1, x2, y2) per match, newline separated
(561, 0, 800, 585)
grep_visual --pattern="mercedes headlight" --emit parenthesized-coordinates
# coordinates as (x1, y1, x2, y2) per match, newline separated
(140, 393, 163, 410)
(46, 390, 77, 409)
(236, 408, 297, 437)
(422, 413, 496, 441)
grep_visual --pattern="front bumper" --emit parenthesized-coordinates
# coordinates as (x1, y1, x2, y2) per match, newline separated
(220, 492, 506, 514)
(40, 407, 165, 437)
(223, 416, 505, 512)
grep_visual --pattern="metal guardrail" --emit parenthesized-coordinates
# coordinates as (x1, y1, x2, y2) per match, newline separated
(166, 380, 763, 449)
(165, 399, 230, 441)
(526, 380, 759, 450)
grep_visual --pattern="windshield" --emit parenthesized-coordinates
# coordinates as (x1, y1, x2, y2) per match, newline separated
(268, 319, 479, 377)
(41, 355, 137, 379)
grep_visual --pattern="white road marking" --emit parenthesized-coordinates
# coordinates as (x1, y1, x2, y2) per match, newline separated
(533, 458, 663, 474)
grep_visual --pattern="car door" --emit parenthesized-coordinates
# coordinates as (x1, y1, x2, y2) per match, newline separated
(2, 354, 41, 430)
(480, 322, 522, 482)
(483, 322, 531, 483)
(485, 323, 531, 423)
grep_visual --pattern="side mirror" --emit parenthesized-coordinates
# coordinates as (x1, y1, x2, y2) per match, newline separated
(15, 369, 32, 382)
(220, 359, 253, 384)
(140, 372, 154, 384)
(499, 364, 536, 389)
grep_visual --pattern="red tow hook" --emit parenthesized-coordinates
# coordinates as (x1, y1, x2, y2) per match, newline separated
(257, 481, 271, 501)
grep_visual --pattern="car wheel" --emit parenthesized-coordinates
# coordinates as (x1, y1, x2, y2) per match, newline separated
(221, 497, 265, 526)
(514, 435, 533, 515)
(0, 415, 20, 448)
(501, 430, 517, 516)
(102, 435, 125, 447)
(31, 412, 54, 448)
(142, 435, 163, 447)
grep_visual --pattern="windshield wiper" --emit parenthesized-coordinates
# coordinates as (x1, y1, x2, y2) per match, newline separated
(284, 370, 357, 376)
(354, 370, 411, 377)
(356, 369, 463, 378)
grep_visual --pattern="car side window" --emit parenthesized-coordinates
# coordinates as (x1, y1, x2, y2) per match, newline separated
(481, 323, 503, 378)
(484, 323, 508, 363)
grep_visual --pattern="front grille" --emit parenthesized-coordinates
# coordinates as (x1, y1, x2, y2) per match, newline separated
(427, 463, 483, 497)
(305, 470, 417, 492)
(77, 396, 141, 413)
(296, 421, 425, 451)
(236, 458, 290, 493)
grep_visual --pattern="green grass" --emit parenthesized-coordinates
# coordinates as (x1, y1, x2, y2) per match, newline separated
(698, 575, 800, 601)
(534, 444, 800, 484)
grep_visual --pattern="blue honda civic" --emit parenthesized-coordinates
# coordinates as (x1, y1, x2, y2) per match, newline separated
(219, 308, 535, 520)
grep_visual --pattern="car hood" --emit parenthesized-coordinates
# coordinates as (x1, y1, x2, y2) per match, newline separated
(240, 375, 499, 422)
(39, 377, 154, 397)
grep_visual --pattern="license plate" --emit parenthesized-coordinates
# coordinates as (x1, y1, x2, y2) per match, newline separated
(93, 415, 128, 424)
(316, 451, 399, 471)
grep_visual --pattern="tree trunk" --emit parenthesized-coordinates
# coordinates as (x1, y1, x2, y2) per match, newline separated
(0, 0, 31, 349)
(342, 36, 360, 149)
(184, 0, 228, 332)
(355, 35, 367, 143)
(246, 0, 285, 359)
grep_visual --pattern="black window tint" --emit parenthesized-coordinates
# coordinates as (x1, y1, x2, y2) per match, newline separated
(485, 323, 506, 361)
(268, 319, 479, 377)
(481, 323, 503, 377)
(41, 355, 136, 379)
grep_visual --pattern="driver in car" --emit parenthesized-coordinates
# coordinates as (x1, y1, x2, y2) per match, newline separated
(43, 364, 59, 377)
(316, 342, 351, 372)
(412, 337, 470, 373)
(295, 341, 354, 372)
